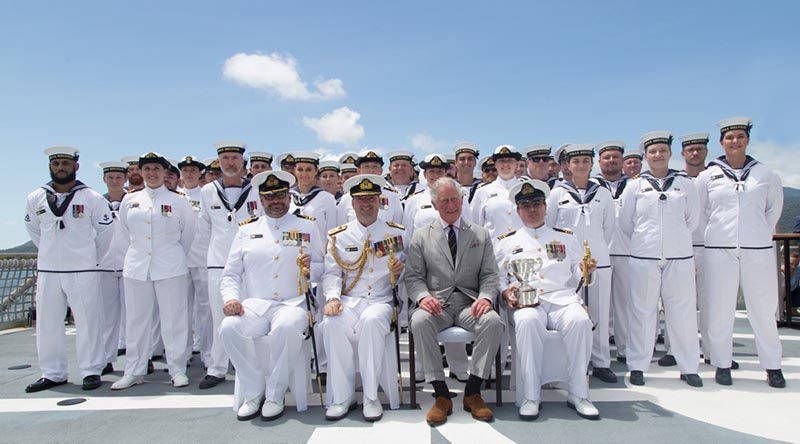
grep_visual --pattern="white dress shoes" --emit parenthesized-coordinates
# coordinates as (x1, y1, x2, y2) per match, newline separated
(110, 375, 144, 390)
(261, 399, 284, 421)
(567, 394, 599, 420)
(325, 398, 357, 420)
(172, 373, 189, 387)
(362, 398, 383, 422)
(519, 399, 540, 420)
(237, 396, 264, 421)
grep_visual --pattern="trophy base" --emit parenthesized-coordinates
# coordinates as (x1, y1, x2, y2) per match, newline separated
(516, 290, 540, 308)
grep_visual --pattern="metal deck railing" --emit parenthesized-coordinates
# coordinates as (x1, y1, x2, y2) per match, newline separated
(0, 254, 37, 330)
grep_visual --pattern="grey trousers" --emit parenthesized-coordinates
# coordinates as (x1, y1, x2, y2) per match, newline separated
(410, 293, 503, 383)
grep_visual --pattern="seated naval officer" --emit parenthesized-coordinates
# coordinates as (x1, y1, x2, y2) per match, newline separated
(218, 170, 325, 421)
(320, 174, 405, 421)
(405, 177, 504, 426)
(496, 179, 599, 420)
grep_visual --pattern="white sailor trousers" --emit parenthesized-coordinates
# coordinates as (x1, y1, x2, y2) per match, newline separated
(123, 274, 191, 377)
(206, 268, 230, 378)
(693, 246, 711, 358)
(35, 271, 106, 380)
(219, 302, 307, 404)
(321, 302, 392, 404)
(627, 258, 699, 374)
(589, 267, 612, 367)
(610, 256, 632, 358)
(512, 301, 592, 401)
(99, 271, 124, 364)
(704, 248, 782, 369)
(189, 267, 212, 364)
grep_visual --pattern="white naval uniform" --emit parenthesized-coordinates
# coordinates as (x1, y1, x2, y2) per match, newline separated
(496, 226, 593, 404)
(24, 182, 114, 381)
(320, 219, 405, 407)
(546, 181, 615, 368)
(98, 194, 126, 365)
(470, 177, 523, 239)
(182, 185, 212, 363)
(696, 156, 784, 370)
(290, 186, 338, 235)
(118, 186, 195, 377)
(195, 179, 263, 379)
(619, 170, 700, 374)
(687, 175, 711, 359)
(594, 176, 632, 359)
(218, 214, 324, 409)
(337, 186, 403, 226)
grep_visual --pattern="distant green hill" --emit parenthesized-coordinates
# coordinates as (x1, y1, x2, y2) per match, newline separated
(0, 240, 37, 254)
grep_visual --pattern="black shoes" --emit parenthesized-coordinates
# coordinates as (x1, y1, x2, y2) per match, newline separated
(82, 375, 102, 390)
(704, 358, 739, 369)
(680, 374, 703, 387)
(766, 369, 786, 388)
(629, 370, 645, 386)
(657, 354, 677, 367)
(715, 368, 732, 386)
(616, 355, 627, 364)
(101, 363, 114, 375)
(147, 360, 155, 375)
(25, 377, 67, 393)
(198, 375, 226, 389)
(592, 367, 618, 383)
(318, 372, 327, 386)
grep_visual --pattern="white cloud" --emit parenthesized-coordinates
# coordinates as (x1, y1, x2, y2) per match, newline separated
(410, 133, 447, 153)
(223, 52, 346, 101)
(303, 107, 365, 147)
(748, 141, 800, 188)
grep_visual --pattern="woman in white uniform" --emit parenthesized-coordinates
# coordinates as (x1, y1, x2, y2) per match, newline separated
(111, 152, 196, 390)
(696, 117, 785, 388)
(619, 131, 702, 387)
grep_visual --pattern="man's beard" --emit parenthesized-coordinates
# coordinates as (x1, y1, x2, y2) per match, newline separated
(128, 173, 144, 187)
(50, 170, 76, 185)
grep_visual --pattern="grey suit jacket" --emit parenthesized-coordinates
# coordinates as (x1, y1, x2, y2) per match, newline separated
(404, 217, 499, 305)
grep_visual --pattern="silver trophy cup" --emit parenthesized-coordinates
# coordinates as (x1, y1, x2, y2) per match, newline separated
(507, 258, 544, 308)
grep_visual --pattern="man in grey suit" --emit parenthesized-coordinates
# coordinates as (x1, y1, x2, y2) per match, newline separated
(405, 177, 504, 426)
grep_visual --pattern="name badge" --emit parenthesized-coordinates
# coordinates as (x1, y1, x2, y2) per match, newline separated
(282, 231, 310, 247)
(161, 205, 172, 217)
(128, 202, 140, 209)
(72, 204, 85, 218)
(421, 204, 432, 209)
(512, 246, 523, 255)
(559, 200, 569, 205)
(250, 234, 263, 239)
(546, 241, 566, 261)
(210, 205, 221, 209)
(345, 245, 359, 252)
(710, 174, 723, 180)
(36, 208, 46, 215)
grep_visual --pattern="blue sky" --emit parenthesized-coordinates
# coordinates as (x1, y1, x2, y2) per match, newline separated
(1, 1, 799, 247)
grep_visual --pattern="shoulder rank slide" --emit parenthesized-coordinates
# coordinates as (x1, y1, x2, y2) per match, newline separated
(386, 221, 405, 230)
(239, 216, 258, 226)
(295, 213, 317, 221)
(328, 224, 347, 236)
(170, 189, 186, 196)
(497, 230, 516, 241)
(553, 227, 573, 234)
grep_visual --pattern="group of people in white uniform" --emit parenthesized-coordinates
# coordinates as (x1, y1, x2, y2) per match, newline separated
(22, 115, 787, 425)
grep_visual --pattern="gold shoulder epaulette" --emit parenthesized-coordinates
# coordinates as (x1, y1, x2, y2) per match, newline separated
(295, 213, 316, 221)
(170, 189, 186, 196)
(328, 224, 347, 236)
(386, 221, 405, 230)
(497, 230, 516, 241)
(384, 185, 397, 193)
(631, 174, 640, 180)
(477, 182, 489, 189)
(239, 216, 258, 226)
(554, 227, 573, 234)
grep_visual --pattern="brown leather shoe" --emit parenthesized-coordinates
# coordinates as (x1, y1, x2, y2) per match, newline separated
(463, 394, 494, 421)
(426, 396, 453, 426)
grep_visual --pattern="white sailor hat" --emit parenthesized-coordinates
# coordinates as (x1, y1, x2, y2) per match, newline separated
(444, 153, 456, 164)
(45, 146, 79, 161)
(595, 141, 625, 154)
(508, 179, 550, 204)
(100, 161, 128, 174)
(564, 144, 595, 159)
(479, 155, 496, 170)
(249, 151, 273, 164)
(338, 152, 359, 165)
(138, 151, 170, 168)
(492, 144, 522, 161)
(276, 152, 296, 166)
(251, 170, 295, 195)
(355, 149, 384, 166)
(213, 140, 247, 154)
(177, 155, 205, 170)
(553, 144, 572, 162)
(717, 117, 752, 136)
(679, 133, 710, 148)
(292, 152, 320, 166)
(342, 174, 387, 196)
(340, 162, 358, 173)
(622, 150, 643, 160)
(121, 156, 140, 166)
(640, 131, 673, 150)
(387, 150, 415, 163)
(318, 160, 341, 173)
(453, 142, 479, 157)
(523, 144, 552, 158)
(419, 153, 448, 170)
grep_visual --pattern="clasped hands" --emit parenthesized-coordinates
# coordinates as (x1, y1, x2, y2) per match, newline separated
(419, 295, 492, 319)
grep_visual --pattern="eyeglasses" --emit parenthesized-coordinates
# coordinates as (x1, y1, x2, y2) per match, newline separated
(528, 157, 550, 163)
(262, 191, 288, 200)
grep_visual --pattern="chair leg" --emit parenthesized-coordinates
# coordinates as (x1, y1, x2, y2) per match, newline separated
(408, 331, 417, 409)
(495, 347, 502, 406)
